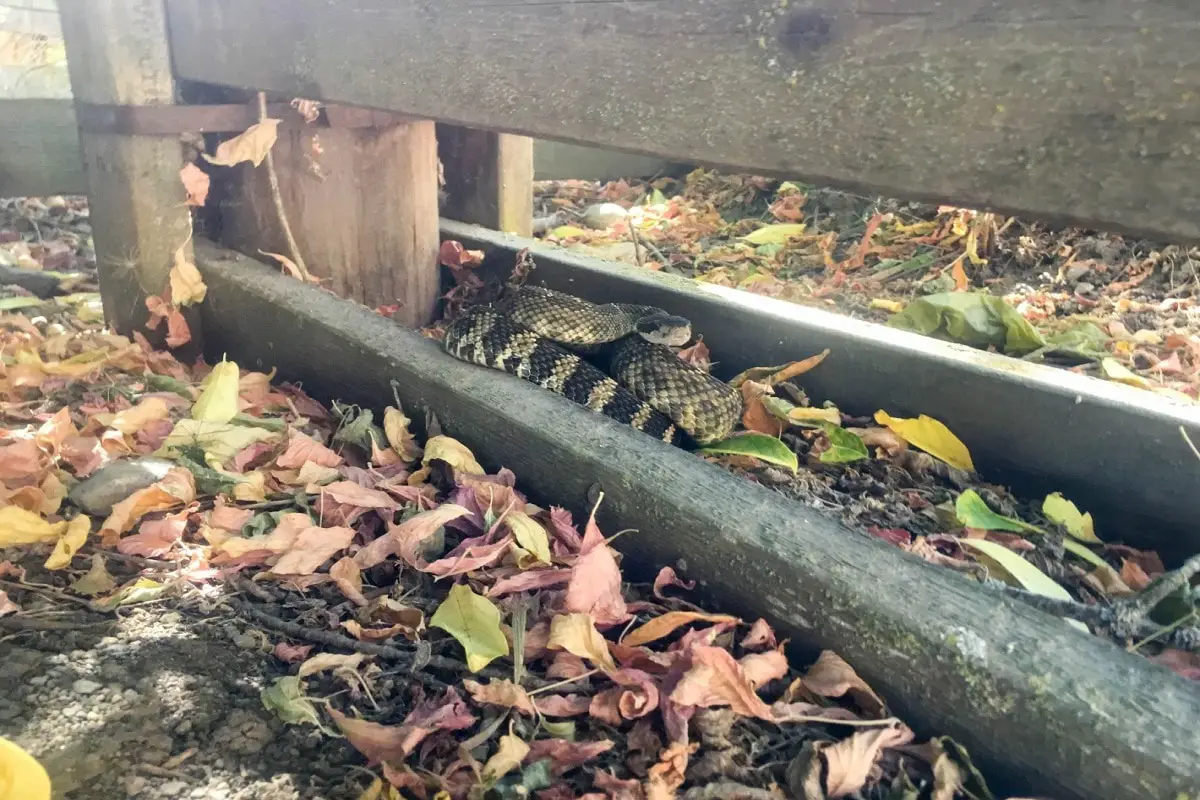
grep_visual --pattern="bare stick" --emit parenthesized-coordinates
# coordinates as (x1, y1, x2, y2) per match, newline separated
(258, 91, 312, 282)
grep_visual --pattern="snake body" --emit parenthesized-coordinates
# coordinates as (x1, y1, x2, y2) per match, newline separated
(442, 286, 742, 446)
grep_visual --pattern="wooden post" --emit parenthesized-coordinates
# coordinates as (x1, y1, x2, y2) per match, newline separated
(437, 125, 533, 237)
(220, 112, 441, 329)
(57, 0, 195, 341)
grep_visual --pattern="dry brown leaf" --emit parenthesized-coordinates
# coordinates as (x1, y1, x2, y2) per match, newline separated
(564, 542, 629, 626)
(645, 741, 696, 800)
(739, 650, 789, 689)
(258, 250, 317, 283)
(180, 163, 210, 207)
(622, 611, 741, 648)
(422, 435, 484, 475)
(676, 337, 712, 372)
(793, 650, 886, 718)
(669, 645, 773, 721)
(354, 503, 470, 570)
(384, 406, 423, 461)
(740, 380, 783, 436)
(99, 466, 196, 543)
(463, 678, 536, 716)
(766, 350, 830, 385)
(821, 724, 914, 798)
(330, 556, 366, 606)
(269, 525, 357, 576)
(204, 119, 281, 167)
(276, 430, 343, 469)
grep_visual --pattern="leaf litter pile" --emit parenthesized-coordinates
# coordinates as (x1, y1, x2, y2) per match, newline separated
(533, 171, 1200, 404)
(0, 203, 1072, 800)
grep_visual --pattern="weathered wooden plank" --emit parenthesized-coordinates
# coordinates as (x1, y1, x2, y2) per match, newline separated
(58, 0, 195, 341)
(193, 238, 1200, 800)
(437, 124, 533, 236)
(165, 0, 1200, 243)
(440, 220, 1200, 564)
(0, 99, 86, 198)
(221, 114, 442, 327)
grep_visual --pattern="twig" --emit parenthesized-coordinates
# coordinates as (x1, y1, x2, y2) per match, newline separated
(258, 91, 312, 282)
(628, 222, 645, 267)
(1181, 426, 1200, 464)
(0, 578, 96, 609)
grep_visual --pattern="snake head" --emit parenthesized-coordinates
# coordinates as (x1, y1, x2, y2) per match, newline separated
(635, 313, 692, 347)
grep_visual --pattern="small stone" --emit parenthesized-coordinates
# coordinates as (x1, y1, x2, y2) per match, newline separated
(72, 678, 102, 695)
(1132, 329, 1163, 345)
(1073, 281, 1096, 296)
(160, 611, 182, 625)
(124, 689, 141, 703)
(124, 775, 148, 797)
(67, 457, 176, 516)
(579, 202, 628, 230)
(160, 780, 188, 795)
(1064, 263, 1092, 283)
(231, 633, 259, 650)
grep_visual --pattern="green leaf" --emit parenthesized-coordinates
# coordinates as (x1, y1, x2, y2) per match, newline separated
(90, 577, 167, 611)
(1042, 492, 1102, 543)
(958, 538, 1088, 633)
(643, 188, 668, 206)
(699, 433, 798, 472)
(887, 292, 1045, 355)
(1043, 321, 1109, 360)
(1061, 538, 1110, 570)
(818, 423, 869, 464)
(955, 490, 1042, 534)
(740, 223, 807, 246)
(157, 418, 279, 464)
(260, 676, 329, 732)
(541, 720, 576, 740)
(430, 583, 510, 672)
(0, 296, 44, 311)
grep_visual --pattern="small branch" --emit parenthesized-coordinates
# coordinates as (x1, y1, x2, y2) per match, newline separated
(258, 91, 312, 282)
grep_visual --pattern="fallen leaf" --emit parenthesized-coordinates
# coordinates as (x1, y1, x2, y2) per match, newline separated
(484, 732, 530, 782)
(0, 438, 44, 481)
(463, 678, 536, 716)
(524, 738, 613, 775)
(355, 503, 469, 570)
(422, 435, 484, 475)
(622, 611, 741, 648)
(739, 650, 789, 688)
(430, 582, 509, 672)
(817, 423, 869, 464)
(669, 645, 773, 720)
(98, 397, 171, 435)
(564, 542, 628, 626)
(549, 612, 617, 672)
(793, 651, 886, 717)
(821, 724, 914, 797)
(875, 410, 974, 472)
(276, 429, 343, 469)
(192, 359, 240, 423)
(0, 591, 19, 617)
(204, 118, 281, 167)
(158, 419, 279, 464)
(0, 505, 67, 546)
(740, 223, 807, 245)
(1042, 492, 1102, 544)
(699, 432, 798, 472)
(180, 162, 210, 207)
(330, 557, 366, 606)
(270, 525, 357, 575)
(652, 567, 695, 600)
(99, 466, 195, 543)
(169, 246, 207, 306)
(506, 510, 552, 565)
(955, 490, 1040, 534)
(958, 538, 1088, 633)
(1100, 357, 1153, 389)
(71, 555, 116, 596)
(676, 338, 712, 371)
(949, 255, 969, 291)
(383, 406, 422, 461)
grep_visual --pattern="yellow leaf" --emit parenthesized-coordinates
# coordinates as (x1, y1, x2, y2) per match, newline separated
(384, 406, 422, 461)
(786, 406, 843, 426)
(72, 555, 117, 596)
(1042, 493, 1101, 544)
(548, 612, 616, 672)
(740, 223, 807, 245)
(159, 419, 278, 464)
(430, 583, 509, 672)
(549, 225, 589, 238)
(483, 732, 529, 782)
(1100, 358, 1152, 390)
(622, 611, 741, 648)
(39, 471, 66, 516)
(958, 538, 1088, 633)
(870, 298, 905, 313)
(232, 470, 268, 502)
(203, 119, 280, 167)
(169, 246, 207, 306)
(45, 515, 90, 571)
(192, 359, 241, 423)
(1061, 538, 1110, 570)
(506, 511, 552, 565)
(422, 435, 484, 475)
(0, 736, 51, 800)
(0, 506, 66, 546)
(874, 410, 974, 472)
(97, 397, 172, 435)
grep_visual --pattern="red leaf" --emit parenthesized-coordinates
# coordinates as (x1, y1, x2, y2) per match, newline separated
(564, 544, 628, 627)
(652, 566, 695, 600)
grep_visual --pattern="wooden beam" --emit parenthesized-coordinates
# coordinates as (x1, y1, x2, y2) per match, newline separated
(164, 0, 1200, 243)
(57, 0, 195, 341)
(0, 99, 86, 198)
(219, 116, 441, 327)
(437, 125, 533, 236)
(193, 238, 1200, 800)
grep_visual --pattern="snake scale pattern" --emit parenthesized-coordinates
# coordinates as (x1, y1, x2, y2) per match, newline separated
(442, 285, 743, 446)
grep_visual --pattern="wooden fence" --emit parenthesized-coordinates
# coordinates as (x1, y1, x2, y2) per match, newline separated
(8, 2, 1200, 799)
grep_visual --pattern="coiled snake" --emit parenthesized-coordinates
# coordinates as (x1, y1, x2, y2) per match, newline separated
(442, 286, 743, 446)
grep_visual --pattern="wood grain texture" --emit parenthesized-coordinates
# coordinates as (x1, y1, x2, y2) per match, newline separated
(0, 99, 86, 198)
(193, 238, 1200, 800)
(441, 219, 1200, 563)
(164, 0, 1200, 242)
(58, 0, 195, 340)
(438, 125, 534, 236)
(220, 120, 441, 327)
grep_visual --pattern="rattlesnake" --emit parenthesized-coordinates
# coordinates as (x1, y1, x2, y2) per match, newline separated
(441, 285, 742, 446)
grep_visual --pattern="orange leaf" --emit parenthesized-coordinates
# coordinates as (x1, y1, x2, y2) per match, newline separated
(276, 430, 343, 469)
(204, 119, 280, 167)
(99, 467, 196, 544)
(180, 163, 210, 207)
(269, 525, 356, 576)
(669, 645, 773, 720)
(792, 650, 886, 717)
(621, 611, 741, 648)
(949, 255, 969, 291)
(463, 678, 536, 716)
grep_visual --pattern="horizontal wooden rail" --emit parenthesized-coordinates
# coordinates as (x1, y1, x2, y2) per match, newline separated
(0, 99, 85, 197)
(165, 0, 1200, 242)
(441, 221, 1200, 564)
(191, 240, 1200, 800)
